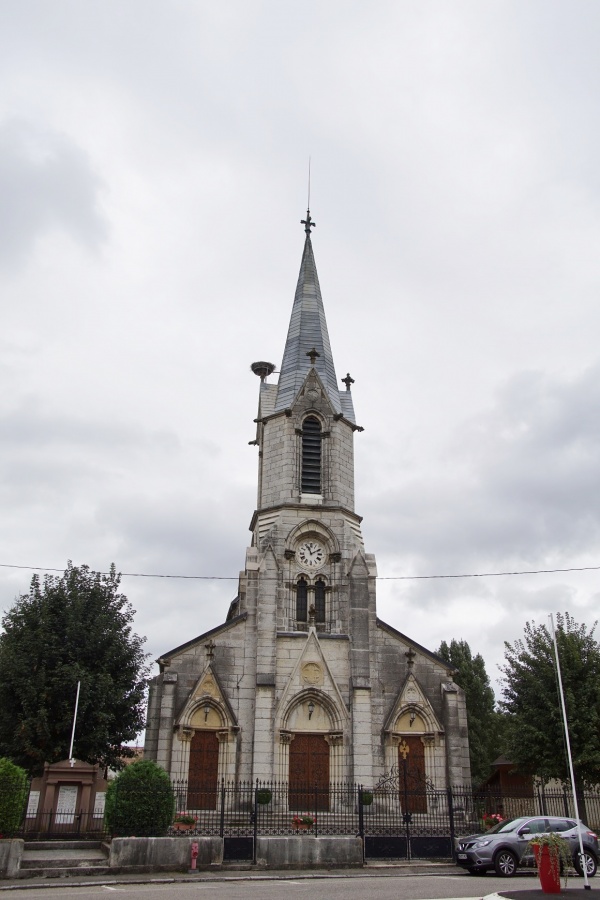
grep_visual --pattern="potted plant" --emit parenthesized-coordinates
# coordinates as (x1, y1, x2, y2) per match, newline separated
(172, 813, 197, 832)
(256, 789, 273, 805)
(528, 832, 571, 894)
(360, 790, 374, 806)
(482, 812, 504, 830)
(292, 813, 315, 831)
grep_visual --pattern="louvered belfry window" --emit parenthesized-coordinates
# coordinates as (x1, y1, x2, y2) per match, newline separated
(301, 416, 322, 493)
(315, 578, 326, 623)
(297, 577, 308, 622)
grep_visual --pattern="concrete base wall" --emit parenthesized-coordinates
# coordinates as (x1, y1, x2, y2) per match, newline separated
(256, 836, 363, 868)
(0, 840, 24, 879)
(108, 836, 223, 871)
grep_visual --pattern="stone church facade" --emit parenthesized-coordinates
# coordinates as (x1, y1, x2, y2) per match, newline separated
(144, 214, 471, 796)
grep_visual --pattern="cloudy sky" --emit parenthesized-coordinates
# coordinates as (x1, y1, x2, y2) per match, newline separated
(1, 1, 599, 701)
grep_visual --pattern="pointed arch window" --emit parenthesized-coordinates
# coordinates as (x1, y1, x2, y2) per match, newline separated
(302, 416, 322, 494)
(296, 577, 308, 623)
(314, 578, 326, 623)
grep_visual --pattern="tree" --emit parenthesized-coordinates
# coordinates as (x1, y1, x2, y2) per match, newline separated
(0, 562, 149, 776)
(105, 759, 175, 836)
(0, 758, 28, 837)
(436, 638, 499, 785)
(500, 612, 600, 793)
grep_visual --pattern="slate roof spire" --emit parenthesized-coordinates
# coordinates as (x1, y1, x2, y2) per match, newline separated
(273, 214, 355, 423)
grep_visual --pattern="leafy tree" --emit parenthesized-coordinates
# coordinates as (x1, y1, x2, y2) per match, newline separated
(437, 638, 499, 785)
(0, 758, 29, 837)
(105, 759, 175, 836)
(500, 612, 600, 793)
(0, 562, 149, 776)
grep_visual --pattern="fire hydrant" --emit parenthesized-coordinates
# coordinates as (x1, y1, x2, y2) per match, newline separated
(190, 841, 199, 871)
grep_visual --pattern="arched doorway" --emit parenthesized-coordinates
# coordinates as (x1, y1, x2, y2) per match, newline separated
(188, 731, 219, 810)
(289, 733, 330, 810)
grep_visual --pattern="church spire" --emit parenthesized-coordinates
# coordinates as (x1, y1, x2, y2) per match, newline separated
(273, 215, 355, 422)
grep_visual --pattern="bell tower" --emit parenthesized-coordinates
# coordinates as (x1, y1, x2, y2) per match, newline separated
(144, 211, 471, 796)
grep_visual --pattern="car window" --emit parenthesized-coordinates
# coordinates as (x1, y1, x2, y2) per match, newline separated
(549, 819, 571, 833)
(527, 819, 549, 834)
(486, 817, 529, 834)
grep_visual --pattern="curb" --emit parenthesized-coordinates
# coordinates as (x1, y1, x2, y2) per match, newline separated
(0, 869, 469, 891)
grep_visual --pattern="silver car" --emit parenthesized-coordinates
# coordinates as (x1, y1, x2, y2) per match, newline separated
(456, 815, 598, 877)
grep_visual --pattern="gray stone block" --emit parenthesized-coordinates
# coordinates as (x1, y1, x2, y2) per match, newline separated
(108, 837, 223, 871)
(0, 839, 24, 879)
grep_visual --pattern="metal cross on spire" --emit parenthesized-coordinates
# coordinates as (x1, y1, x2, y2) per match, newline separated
(301, 209, 316, 235)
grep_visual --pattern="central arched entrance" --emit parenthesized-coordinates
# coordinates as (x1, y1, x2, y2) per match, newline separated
(289, 732, 330, 810)
(188, 730, 219, 810)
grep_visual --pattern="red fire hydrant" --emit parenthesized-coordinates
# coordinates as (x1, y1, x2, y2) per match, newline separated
(190, 841, 199, 871)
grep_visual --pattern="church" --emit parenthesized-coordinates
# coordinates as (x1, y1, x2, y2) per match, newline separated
(144, 213, 471, 799)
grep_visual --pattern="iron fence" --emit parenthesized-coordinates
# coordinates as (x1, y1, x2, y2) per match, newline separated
(12, 778, 600, 858)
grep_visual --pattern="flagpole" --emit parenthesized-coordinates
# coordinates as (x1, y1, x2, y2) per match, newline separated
(549, 614, 590, 889)
(68, 681, 81, 768)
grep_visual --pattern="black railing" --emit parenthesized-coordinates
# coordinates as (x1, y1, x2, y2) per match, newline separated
(13, 780, 600, 851)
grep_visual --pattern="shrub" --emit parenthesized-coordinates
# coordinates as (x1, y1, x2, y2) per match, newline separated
(105, 760, 175, 836)
(256, 789, 272, 805)
(0, 758, 29, 838)
(360, 790, 374, 806)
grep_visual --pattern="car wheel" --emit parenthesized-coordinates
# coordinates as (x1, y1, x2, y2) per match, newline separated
(574, 851, 597, 878)
(494, 850, 518, 877)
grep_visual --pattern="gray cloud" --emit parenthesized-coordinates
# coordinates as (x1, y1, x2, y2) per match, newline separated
(0, 119, 107, 267)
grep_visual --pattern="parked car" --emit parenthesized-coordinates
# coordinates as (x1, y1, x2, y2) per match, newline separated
(456, 815, 598, 877)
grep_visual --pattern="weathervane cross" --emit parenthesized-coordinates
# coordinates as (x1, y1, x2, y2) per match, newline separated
(301, 209, 316, 235)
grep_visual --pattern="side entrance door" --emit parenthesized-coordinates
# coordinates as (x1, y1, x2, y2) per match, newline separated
(188, 730, 219, 810)
(289, 733, 330, 811)
(400, 735, 427, 813)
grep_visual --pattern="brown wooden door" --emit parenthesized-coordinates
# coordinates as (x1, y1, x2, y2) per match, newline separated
(399, 736, 427, 813)
(289, 733, 330, 811)
(188, 730, 219, 810)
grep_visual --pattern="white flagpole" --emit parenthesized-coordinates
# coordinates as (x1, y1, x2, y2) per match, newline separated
(549, 614, 590, 889)
(68, 681, 81, 768)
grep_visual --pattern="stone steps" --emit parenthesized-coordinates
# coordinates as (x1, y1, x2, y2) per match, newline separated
(20, 841, 109, 879)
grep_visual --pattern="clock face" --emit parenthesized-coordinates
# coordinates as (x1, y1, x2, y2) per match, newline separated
(297, 540, 325, 569)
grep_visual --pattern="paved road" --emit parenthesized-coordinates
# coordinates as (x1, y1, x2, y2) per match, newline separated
(4, 872, 590, 900)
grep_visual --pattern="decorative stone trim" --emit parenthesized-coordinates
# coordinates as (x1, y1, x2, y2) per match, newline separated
(175, 726, 194, 742)
(279, 730, 294, 744)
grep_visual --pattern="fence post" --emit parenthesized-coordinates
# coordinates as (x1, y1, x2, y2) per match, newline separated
(314, 783, 318, 837)
(358, 784, 365, 863)
(252, 781, 258, 865)
(447, 788, 456, 861)
(538, 783, 547, 816)
(219, 779, 225, 838)
(562, 786, 570, 817)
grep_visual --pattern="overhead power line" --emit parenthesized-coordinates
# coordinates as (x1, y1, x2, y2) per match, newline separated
(1, 562, 600, 581)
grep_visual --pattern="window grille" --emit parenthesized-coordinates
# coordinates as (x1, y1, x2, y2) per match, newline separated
(301, 416, 322, 493)
(296, 577, 308, 622)
(315, 578, 326, 623)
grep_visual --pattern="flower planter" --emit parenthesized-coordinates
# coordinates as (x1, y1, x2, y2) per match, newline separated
(533, 844, 561, 894)
(172, 822, 195, 832)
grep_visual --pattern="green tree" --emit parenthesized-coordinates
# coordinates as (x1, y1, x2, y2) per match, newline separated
(500, 612, 600, 793)
(0, 562, 149, 776)
(0, 758, 29, 837)
(437, 638, 499, 785)
(105, 759, 175, 836)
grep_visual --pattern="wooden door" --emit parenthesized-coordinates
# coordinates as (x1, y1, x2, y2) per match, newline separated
(399, 736, 427, 813)
(188, 730, 219, 810)
(289, 733, 330, 811)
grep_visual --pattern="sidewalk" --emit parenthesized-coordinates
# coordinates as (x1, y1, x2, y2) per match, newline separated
(0, 862, 462, 891)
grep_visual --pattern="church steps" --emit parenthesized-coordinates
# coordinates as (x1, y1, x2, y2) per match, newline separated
(20, 842, 109, 878)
